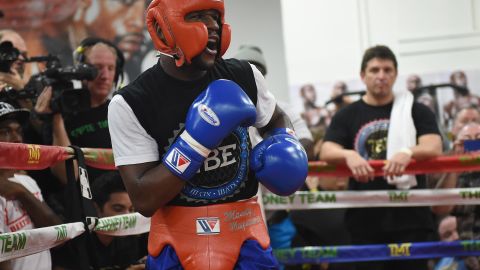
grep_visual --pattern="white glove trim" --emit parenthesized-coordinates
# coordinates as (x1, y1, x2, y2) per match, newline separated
(180, 131, 211, 158)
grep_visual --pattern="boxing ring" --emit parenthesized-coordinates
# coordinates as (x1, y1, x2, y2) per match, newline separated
(2, 142, 480, 265)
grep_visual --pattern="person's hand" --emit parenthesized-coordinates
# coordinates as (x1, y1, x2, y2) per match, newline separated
(316, 176, 349, 191)
(126, 264, 145, 270)
(34, 86, 53, 114)
(0, 67, 27, 91)
(383, 150, 411, 178)
(305, 176, 319, 191)
(345, 151, 374, 182)
(0, 173, 28, 200)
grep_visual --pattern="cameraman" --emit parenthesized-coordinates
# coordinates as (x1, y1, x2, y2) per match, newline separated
(34, 38, 124, 184)
(0, 29, 32, 109)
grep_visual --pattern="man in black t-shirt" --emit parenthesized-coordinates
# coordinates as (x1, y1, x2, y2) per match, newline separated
(321, 45, 442, 270)
(34, 37, 124, 183)
(91, 171, 147, 270)
(108, 0, 309, 269)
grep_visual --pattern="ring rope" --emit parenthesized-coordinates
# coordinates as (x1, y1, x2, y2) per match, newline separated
(263, 188, 480, 210)
(2, 142, 480, 264)
(0, 142, 115, 170)
(0, 213, 150, 262)
(274, 240, 480, 264)
(309, 154, 480, 177)
(94, 212, 150, 236)
(2, 142, 480, 175)
(0, 222, 85, 262)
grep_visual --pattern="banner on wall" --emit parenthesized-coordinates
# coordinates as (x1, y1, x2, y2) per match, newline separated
(0, 0, 157, 84)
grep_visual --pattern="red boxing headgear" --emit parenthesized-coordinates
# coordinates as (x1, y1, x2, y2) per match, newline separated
(146, 0, 231, 67)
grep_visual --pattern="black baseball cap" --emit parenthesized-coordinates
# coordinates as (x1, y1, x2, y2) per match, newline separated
(0, 102, 29, 125)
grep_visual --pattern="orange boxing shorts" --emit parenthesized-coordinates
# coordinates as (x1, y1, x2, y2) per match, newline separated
(148, 197, 271, 270)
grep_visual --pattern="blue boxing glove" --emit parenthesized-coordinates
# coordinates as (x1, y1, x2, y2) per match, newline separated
(250, 128, 308, 196)
(163, 79, 256, 180)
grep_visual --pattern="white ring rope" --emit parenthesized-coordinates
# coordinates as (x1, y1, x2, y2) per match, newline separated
(6, 187, 480, 262)
(0, 223, 85, 262)
(263, 188, 480, 210)
(0, 213, 150, 262)
(4, 188, 480, 262)
(94, 212, 150, 236)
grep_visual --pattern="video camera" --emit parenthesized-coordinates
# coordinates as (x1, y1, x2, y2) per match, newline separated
(0, 41, 20, 73)
(0, 40, 98, 114)
(23, 59, 98, 113)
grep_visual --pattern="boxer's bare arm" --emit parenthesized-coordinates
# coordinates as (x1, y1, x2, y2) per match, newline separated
(118, 162, 185, 217)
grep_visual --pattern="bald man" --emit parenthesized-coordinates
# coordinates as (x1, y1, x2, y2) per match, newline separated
(0, 29, 29, 91)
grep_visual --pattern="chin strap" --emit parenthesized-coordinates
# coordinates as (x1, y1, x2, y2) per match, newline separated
(156, 51, 179, 60)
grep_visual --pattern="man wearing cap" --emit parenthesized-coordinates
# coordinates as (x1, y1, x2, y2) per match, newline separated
(0, 102, 61, 270)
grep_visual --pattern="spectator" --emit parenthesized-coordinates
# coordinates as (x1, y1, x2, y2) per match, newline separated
(432, 122, 480, 217)
(450, 106, 480, 143)
(91, 171, 147, 270)
(0, 29, 61, 202)
(452, 122, 480, 270)
(0, 29, 46, 144)
(434, 216, 468, 270)
(0, 101, 61, 270)
(0, 29, 29, 94)
(0, 29, 42, 116)
(34, 37, 124, 183)
(439, 216, 460, 242)
(433, 122, 480, 269)
(446, 122, 480, 228)
(321, 45, 442, 270)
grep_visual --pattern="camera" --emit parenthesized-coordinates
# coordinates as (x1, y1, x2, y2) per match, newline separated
(0, 53, 98, 114)
(0, 41, 21, 73)
(24, 60, 98, 113)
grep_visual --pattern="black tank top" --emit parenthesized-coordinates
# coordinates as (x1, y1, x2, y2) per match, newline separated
(119, 58, 260, 206)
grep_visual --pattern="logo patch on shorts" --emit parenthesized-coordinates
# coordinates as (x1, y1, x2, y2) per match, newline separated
(196, 217, 220, 235)
(198, 104, 220, 126)
(165, 148, 191, 174)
